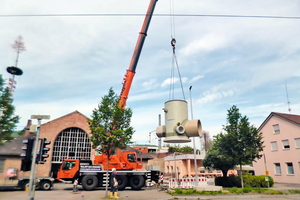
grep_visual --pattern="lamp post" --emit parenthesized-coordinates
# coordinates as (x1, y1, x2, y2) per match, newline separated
(189, 86, 199, 187)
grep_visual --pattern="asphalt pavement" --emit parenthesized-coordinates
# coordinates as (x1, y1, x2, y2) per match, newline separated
(0, 182, 300, 200)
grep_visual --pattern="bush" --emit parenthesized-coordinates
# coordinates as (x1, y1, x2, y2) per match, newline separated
(215, 173, 274, 188)
(215, 176, 241, 187)
(242, 187, 252, 193)
(228, 187, 238, 193)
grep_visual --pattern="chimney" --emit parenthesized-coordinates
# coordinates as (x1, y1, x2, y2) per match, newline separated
(24, 119, 32, 136)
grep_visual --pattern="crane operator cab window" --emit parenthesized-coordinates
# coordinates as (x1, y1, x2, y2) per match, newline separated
(127, 154, 136, 163)
(62, 161, 76, 170)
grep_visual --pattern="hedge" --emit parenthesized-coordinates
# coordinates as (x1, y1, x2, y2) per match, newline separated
(215, 173, 274, 188)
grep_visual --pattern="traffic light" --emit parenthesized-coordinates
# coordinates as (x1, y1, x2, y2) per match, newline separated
(20, 138, 34, 171)
(36, 153, 40, 164)
(38, 138, 51, 164)
(20, 138, 34, 160)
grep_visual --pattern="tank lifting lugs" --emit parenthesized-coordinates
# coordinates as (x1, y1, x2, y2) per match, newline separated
(156, 100, 202, 143)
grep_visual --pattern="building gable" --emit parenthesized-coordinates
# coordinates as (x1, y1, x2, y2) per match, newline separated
(258, 112, 300, 132)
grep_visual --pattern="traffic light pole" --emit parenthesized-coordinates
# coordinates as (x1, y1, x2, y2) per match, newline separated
(28, 118, 41, 200)
(28, 115, 50, 200)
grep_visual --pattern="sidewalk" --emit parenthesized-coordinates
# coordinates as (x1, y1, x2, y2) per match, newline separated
(273, 182, 300, 190)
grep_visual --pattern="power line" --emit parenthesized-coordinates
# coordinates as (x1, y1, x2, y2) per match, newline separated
(0, 13, 300, 20)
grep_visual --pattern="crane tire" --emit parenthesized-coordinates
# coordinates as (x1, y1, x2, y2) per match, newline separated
(117, 175, 128, 190)
(129, 175, 144, 190)
(41, 181, 51, 190)
(82, 175, 98, 191)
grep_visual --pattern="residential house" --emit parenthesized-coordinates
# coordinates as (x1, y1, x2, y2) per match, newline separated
(253, 112, 300, 184)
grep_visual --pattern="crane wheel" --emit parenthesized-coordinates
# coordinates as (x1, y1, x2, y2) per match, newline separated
(82, 175, 98, 191)
(129, 175, 144, 190)
(116, 175, 128, 190)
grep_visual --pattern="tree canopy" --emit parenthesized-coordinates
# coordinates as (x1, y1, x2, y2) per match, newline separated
(202, 105, 264, 180)
(0, 75, 19, 145)
(88, 88, 134, 197)
(202, 133, 237, 177)
(224, 105, 264, 165)
(88, 87, 134, 158)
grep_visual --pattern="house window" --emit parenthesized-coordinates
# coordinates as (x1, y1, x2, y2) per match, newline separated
(167, 166, 169, 173)
(271, 141, 278, 151)
(295, 138, 300, 149)
(286, 163, 294, 175)
(217, 170, 222, 174)
(0, 158, 5, 173)
(273, 124, 280, 134)
(282, 140, 290, 149)
(208, 168, 213, 173)
(200, 170, 205, 173)
(171, 166, 173, 173)
(274, 163, 281, 175)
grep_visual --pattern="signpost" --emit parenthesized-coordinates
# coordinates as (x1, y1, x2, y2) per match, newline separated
(265, 175, 270, 194)
(28, 115, 50, 200)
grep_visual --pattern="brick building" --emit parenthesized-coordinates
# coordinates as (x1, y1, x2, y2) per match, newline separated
(0, 111, 95, 179)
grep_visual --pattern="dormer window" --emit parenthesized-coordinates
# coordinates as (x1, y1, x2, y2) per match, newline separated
(273, 124, 280, 134)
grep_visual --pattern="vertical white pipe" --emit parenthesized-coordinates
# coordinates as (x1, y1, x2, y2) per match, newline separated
(189, 86, 199, 187)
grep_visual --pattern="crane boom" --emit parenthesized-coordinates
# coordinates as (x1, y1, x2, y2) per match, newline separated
(119, 0, 158, 109)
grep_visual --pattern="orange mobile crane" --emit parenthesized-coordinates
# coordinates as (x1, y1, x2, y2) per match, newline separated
(57, 0, 159, 191)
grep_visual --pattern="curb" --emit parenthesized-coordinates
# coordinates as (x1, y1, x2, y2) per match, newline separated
(166, 194, 297, 200)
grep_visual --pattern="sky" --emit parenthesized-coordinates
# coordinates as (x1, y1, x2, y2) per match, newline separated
(1, 0, 300, 148)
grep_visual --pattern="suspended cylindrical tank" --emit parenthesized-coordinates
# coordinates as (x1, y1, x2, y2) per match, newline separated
(156, 100, 202, 143)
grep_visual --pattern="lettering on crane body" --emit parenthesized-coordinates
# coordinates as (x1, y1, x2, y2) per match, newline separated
(80, 165, 102, 172)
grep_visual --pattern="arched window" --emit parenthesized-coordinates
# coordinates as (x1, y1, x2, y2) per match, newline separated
(51, 127, 91, 163)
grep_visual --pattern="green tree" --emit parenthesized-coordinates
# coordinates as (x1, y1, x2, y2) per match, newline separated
(88, 87, 134, 197)
(224, 105, 264, 187)
(168, 145, 194, 153)
(0, 75, 19, 145)
(202, 133, 237, 177)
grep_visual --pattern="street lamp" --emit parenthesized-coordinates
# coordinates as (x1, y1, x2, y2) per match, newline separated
(189, 86, 199, 187)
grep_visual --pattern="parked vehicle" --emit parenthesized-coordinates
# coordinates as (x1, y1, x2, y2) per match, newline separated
(0, 177, 55, 191)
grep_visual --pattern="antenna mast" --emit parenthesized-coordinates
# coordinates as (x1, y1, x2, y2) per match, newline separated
(285, 82, 291, 114)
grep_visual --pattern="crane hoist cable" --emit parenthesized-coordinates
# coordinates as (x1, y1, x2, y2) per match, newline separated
(169, 38, 185, 100)
(169, 0, 176, 39)
(168, 0, 185, 101)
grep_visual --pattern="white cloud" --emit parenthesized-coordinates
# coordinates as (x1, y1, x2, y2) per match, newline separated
(161, 77, 188, 87)
(181, 33, 229, 56)
(189, 75, 204, 83)
(141, 79, 158, 90)
(196, 84, 238, 105)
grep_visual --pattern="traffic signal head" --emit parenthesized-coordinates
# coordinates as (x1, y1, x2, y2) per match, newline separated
(38, 138, 51, 164)
(20, 138, 34, 160)
(20, 138, 34, 171)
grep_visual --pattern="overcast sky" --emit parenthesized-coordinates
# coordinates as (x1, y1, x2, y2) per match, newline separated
(1, 0, 300, 147)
